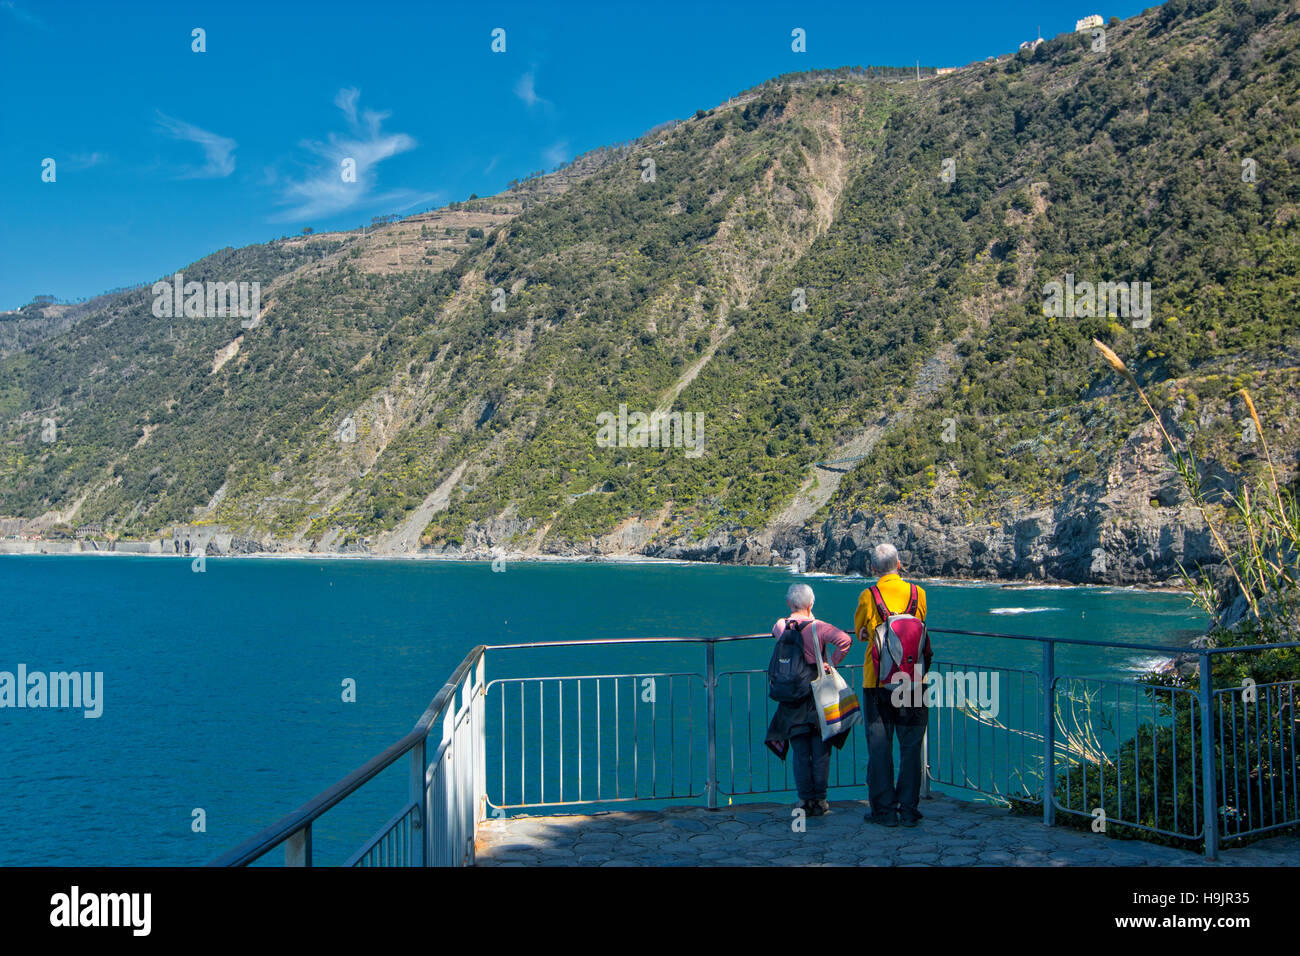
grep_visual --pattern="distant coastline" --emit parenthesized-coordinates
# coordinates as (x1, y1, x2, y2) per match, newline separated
(0, 542, 1194, 594)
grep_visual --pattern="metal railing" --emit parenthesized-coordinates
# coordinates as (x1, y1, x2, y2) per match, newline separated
(209, 646, 486, 867)
(1214, 677, 1300, 841)
(213, 630, 1300, 865)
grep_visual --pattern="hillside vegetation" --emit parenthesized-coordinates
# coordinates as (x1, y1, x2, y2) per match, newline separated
(2, 0, 1297, 583)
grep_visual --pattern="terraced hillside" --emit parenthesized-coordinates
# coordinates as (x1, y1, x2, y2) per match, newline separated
(2, 0, 1298, 584)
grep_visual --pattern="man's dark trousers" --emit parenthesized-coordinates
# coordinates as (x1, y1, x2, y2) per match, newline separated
(863, 687, 927, 821)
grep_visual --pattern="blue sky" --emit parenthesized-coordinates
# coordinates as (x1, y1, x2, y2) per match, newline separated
(0, 0, 1155, 309)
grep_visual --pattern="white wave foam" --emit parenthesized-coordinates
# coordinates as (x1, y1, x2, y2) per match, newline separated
(988, 607, 1062, 615)
(1127, 655, 1175, 673)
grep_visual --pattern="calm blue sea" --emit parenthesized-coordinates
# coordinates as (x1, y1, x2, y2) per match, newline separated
(0, 555, 1205, 866)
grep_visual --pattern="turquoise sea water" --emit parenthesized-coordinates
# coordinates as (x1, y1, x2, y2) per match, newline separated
(0, 555, 1206, 866)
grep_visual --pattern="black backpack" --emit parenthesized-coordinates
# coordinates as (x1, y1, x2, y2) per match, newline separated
(767, 618, 816, 702)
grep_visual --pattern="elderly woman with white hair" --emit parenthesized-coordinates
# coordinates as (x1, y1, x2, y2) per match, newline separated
(763, 581, 853, 816)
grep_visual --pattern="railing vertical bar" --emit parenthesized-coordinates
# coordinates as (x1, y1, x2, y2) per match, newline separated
(1042, 642, 1055, 825)
(765, 683, 773, 794)
(1279, 685, 1290, 827)
(1022, 671, 1030, 800)
(499, 687, 505, 811)
(706, 641, 717, 809)
(615, 675, 621, 799)
(519, 682, 525, 807)
(632, 676, 640, 799)
(578, 677, 583, 803)
(1115, 682, 1123, 825)
(1281, 685, 1288, 824)
(1254, 682, 1265, 829)
(559, 680, 564, 804)
(597, 677, 603, 802)
(687, 672, 694, 795)
(963, 668, 970, 795)
(1171, 688, 1178, 835)
(1234, 690, 1241, 838)
(1070, 679, 1079, 815)
(285, 824, 311, 867)
(1284, 686, 1294, 822)
(1199, 652, 1219, 860)
(669, 675, 676, 796)
(1266, 685, 1276, 828)
(1216, 689, 1227, 838)
(1132, 684, 1140, 825)
(410, 734, 426, 867)
(1024, 670, 1031, 799)
(540, 679, 546, 805)
(724, 673, 733, 795)
(739, 673, 746, 795)
(851, 671, 860, 788)
(1231, 690, 1242, 838)
(650, 676, 658, 798)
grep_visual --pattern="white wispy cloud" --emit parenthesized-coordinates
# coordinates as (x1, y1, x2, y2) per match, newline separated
(155, 113, 237, 179)
(543, 141, 568, 168)
(269, 87, 434, 222)
(65, 152, 106, 171)
(0, 1, 46, 29)
(514, 71, 551, 111)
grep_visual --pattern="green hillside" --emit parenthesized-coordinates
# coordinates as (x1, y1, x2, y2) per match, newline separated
(2, 0, 1297, 581)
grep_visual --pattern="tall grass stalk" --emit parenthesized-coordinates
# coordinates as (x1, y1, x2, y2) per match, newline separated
(1091, 339, 1299, 634)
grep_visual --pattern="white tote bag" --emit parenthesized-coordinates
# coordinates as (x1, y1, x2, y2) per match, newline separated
(810, 622, 863, 740)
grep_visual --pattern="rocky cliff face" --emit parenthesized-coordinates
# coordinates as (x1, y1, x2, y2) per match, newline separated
(4, 3, 1298, 584)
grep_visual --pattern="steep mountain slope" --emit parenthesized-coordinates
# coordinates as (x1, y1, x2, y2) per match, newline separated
(2, 0, 1298, 584)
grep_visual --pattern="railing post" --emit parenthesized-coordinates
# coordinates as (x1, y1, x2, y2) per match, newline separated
(409, 737, 426, 867)
(474, 654, 487, 826)
(706, 641, 718, 809)
(1198, 651, 1219, 861)
(921, 729, 931, 799)
(284, 824, 311, 867)
(1042, 641, 1055, 827)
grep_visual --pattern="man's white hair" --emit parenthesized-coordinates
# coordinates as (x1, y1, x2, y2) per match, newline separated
(870, 542, 901, 574)
(786, 582, 815, 610)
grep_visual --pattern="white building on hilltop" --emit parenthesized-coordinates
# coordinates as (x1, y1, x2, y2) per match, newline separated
(1076, 14, 1104, 31)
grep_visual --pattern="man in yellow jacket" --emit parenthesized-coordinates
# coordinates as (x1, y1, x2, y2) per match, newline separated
(854, 542, 930, 827)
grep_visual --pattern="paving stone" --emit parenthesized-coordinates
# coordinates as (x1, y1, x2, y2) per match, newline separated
(665, 818, 710, 833)
(474, 796, 1300, 867)
(621, 822, 670, 835)
(686, 833, 727, 845)
(626, 832, 671, 847)
(714, 821, 751, 834)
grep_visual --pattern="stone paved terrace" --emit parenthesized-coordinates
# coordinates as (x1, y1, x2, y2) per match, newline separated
(475, 794, 1300, 866)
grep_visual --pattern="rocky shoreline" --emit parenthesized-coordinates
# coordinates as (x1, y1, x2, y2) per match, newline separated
(0, 532, 1197, 594)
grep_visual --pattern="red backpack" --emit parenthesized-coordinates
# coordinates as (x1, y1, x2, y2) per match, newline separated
(868, 584, 929, 688)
